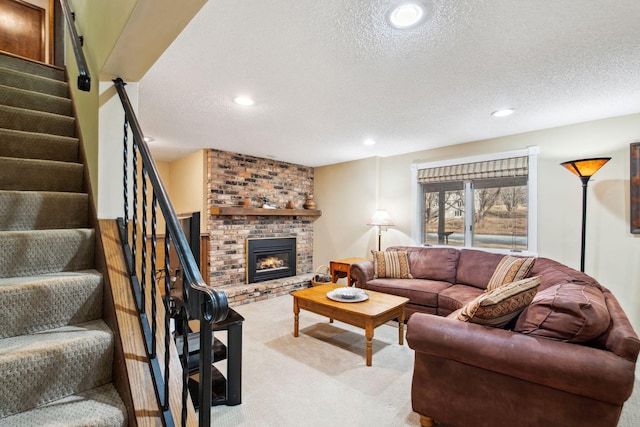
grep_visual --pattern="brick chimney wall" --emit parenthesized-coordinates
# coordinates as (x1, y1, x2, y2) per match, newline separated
(206, 149, 315, 293)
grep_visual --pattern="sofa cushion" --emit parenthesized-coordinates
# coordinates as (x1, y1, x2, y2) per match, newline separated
(387, 246, 459, 284)
(456, 249, 505, 290)
(486, 256, 536, 291)
(447, 308, 463, 319)
(366, 278, 451, 308)
(457, 276, 541, 327)
(371, 250, 413, 279)
(514, 282, 611, 343)
(437, 284, 484, 316)
(529, 257, 598, 291)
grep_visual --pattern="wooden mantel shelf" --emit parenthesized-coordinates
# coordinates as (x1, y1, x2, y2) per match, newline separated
(210, 207, 322, 217)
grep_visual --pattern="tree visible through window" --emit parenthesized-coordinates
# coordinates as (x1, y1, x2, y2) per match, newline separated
(423, 183, 464, 246)
(472, 178, 527, 250)
(416, 151, 536, 252)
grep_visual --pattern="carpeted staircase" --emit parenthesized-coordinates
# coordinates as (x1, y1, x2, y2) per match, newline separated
(0, 53, 127, 426)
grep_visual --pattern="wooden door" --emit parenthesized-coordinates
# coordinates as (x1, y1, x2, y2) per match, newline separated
(0, 0, 45, 62)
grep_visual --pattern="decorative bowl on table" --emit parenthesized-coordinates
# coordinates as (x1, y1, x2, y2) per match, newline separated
(326, 287, 368, 302)
(332, 287, 362, 299)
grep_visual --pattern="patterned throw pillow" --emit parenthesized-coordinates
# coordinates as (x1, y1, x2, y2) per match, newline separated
(457, 276, 541, 327)
(371, 250, 413, 279)
(486, 256, 536, 291)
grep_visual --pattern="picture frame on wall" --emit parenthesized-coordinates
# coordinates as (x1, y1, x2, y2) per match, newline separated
(631, 142, 640, 234)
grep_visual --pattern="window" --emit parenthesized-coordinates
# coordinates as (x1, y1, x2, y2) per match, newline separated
(411, 147, 538, 254)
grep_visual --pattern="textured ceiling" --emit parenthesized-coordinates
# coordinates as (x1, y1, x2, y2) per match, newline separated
(139, 0, 640, 167)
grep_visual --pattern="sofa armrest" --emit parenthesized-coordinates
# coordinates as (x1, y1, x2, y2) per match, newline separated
(406, 313, 636, 405)
(600, 288, 640, 362)
(350, 261, 374, 288)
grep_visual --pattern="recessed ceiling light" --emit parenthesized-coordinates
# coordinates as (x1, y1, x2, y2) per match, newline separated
(234, 96, 255, 106)
(491, 108, 515, 118)
(363, 138, 376, 146)
(388, 2, 427, 29)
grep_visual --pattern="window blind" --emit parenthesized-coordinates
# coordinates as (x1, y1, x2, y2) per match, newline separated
(417, 156, 528, 183)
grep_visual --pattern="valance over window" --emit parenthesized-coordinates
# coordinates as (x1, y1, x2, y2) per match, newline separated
(417, 156, 528, 183)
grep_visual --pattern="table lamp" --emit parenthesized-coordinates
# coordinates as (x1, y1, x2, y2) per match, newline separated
(368, 209, 395, 251)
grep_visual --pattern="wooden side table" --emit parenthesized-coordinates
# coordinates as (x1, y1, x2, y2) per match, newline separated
(330, 257, 368, 286)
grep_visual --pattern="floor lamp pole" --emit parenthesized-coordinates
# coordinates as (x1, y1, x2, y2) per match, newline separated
(579, 177, 590, 273)
(377, 226, 382, 251)
(560, 157, 611, 274)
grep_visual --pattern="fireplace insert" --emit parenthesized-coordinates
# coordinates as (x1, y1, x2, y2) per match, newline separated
(246, 237, 296, 283)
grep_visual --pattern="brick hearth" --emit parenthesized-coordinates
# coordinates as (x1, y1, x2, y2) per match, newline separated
(207, 149, 317, 305)
(219, 274, 313, 306)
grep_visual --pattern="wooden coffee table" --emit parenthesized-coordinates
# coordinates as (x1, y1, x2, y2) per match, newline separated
(292, 283, 409, 366)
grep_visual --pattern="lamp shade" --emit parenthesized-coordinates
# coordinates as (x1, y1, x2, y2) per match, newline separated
(367, 210, 395, 227)
(560, 157, 611, 178)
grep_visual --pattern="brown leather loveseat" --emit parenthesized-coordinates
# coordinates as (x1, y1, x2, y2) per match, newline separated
(350, 246, 639, 427)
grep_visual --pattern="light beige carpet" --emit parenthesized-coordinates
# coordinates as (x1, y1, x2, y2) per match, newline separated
(210, 294, 640, 427)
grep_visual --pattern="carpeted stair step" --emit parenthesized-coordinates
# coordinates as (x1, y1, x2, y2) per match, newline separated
(0, 157, 83, 192)
(0, 84, 72, 116)
(0, 105, 75, 137)
(0, 383, 126, 427)
(0, 228, 94, 278)
(0, 53, 65, 81)
(0, 66, 67, 98)
(0, 190, 88, 231)
(0, 270, 103, 339)
(0, 128, 78, 162)
(0, 319, 114, 418)
(0, 52, 127, 426)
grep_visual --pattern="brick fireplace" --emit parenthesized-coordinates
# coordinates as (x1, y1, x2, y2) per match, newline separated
(206, 149, 316, 305)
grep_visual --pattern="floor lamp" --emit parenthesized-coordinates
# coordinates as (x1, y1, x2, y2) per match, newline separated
(560, 157, 611, 272)
(368, 209, 395, 251)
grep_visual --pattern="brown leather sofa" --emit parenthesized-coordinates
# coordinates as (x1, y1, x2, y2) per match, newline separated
(350, 246, 639, 427)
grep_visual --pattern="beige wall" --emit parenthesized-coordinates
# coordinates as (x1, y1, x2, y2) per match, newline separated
(69, 0, 206, 81)
(314, 113, 640, 332)
(67, 0, 138, 201)
(165, 150, 207, 233)
(314, 157, 378, 265)
(67, 0, 206, 217)
(155, 150, 206, 233)
(97, 81, 136, 219)
(100, 0, 207, 81)
(65, 34, 99, 199)
(156, 161, 171, 195)
(68, 0, 137, 75)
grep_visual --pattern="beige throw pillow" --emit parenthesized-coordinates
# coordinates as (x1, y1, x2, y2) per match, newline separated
(486, 256, 536, 291)
(371, 250, 413, 279)
(457, 276, 541, 327)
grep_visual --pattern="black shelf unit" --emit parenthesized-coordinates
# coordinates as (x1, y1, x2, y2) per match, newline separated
(175, 308, 244, 407)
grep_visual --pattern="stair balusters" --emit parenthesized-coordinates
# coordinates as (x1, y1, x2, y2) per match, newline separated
(113, 78, 228, 427)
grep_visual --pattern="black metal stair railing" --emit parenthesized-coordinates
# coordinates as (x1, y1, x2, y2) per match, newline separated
(113, 77, 229, 426)
(58, 0, 90, 91)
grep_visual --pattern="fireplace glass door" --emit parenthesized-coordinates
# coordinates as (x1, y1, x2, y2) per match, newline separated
(246, 237, 296, 283)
